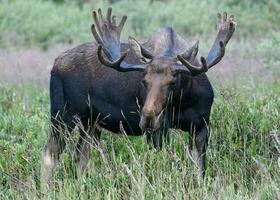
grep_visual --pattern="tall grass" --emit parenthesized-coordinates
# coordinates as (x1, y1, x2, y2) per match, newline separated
(0, 81, 279, 199)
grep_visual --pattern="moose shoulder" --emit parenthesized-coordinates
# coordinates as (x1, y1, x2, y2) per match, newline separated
(41, 8, 236, 187)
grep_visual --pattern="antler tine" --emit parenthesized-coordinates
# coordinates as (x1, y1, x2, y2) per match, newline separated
(177, 55, 208, 76)
(112, 16, 116, 26)
(222, 12, 227, 22)
(106, 7, 112, 25)
(217, 12, 222, 25)
(117, 15, 127, 33)
(91, 24, 103, 45)
(98, 8, 104, 21)
(229, 14, 234, 22)
(92, 10, 102, 37)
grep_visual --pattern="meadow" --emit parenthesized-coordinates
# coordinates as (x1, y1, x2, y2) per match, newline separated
(0, 0, 279, 199)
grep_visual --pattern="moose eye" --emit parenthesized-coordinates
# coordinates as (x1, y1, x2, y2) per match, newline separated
(170, 80, 176, 87)
(141, 80, 148, 87)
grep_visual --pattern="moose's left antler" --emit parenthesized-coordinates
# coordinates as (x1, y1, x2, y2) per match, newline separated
(91, 7, 127, 64)
(176, 12, 236, 76)
(91, 8, 147, 72)
(91, 7, 127, 47)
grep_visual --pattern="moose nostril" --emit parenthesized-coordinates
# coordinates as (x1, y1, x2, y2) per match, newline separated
(139, 115, 154, 129)
(142, 108, 155, 117)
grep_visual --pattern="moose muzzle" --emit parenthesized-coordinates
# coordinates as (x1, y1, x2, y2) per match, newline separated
(139, 107, 164, 131)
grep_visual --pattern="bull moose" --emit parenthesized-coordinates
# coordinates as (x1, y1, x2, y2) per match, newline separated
(41, 8, 236, 186)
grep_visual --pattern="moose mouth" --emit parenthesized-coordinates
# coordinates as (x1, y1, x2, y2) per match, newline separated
(139, 110, 164, 132)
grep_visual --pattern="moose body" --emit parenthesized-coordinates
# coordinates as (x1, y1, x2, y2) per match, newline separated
(51, 27, 213, 135)
(41, 8, 235, 187)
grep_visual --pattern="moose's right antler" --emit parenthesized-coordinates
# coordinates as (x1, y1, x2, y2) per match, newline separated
(91, 8, 146, 72)
(176, 12, 236, 76)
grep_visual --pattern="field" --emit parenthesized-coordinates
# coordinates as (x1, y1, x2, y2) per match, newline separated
(0, 0, 280, 199)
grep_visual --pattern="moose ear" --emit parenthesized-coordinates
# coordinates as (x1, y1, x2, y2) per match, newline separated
(128, 36, 153, 63)
(181, 41, 199, 62)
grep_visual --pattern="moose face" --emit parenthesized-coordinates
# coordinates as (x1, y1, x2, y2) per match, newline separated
(139, 58, 176, 131)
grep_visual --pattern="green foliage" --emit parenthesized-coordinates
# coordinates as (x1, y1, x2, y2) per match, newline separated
(0, 81, 279, 199)
(0, 0, 92, 49)
(1, 0, 280, 49)
(0, 86, 49, 177)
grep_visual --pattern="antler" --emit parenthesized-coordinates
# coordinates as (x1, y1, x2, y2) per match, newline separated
(91, 8, 146, 72)
(176, 12, 236, 76)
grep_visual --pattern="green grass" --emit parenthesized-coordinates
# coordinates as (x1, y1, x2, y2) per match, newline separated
(0, 80, 279, 199)
(1, 0, 280, 49)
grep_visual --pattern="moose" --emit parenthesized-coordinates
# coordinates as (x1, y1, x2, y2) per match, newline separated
(41, 8, 235, 186)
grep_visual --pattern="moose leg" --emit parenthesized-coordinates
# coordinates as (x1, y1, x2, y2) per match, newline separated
(41, 115, 74, 190)
(162, 116, 170, 147)
(147, 131, 163, 149)
(193, 125, 209, 179)
(74, 120, 101, 174)
(146, 115, 170, 149)
(147, 123, 169, 149)
(187, 123, 195, 155)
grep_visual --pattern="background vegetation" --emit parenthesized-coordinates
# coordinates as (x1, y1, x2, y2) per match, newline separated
(1, 0, 280, 49)
(0, 0, 279, 199)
